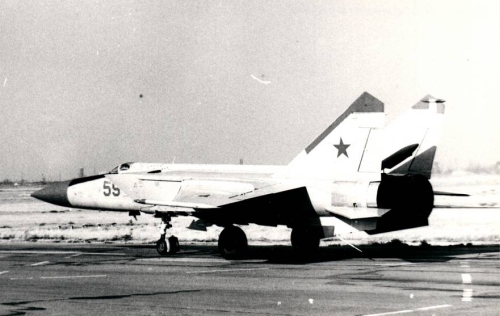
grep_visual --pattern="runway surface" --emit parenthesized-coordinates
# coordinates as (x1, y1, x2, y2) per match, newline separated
(0, 243, 498, 315)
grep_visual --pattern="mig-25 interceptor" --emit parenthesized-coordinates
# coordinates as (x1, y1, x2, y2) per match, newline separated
(32, 92, 450, 258)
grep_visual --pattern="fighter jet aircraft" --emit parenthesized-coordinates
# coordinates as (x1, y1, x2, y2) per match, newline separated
(32, 92, 448, 258)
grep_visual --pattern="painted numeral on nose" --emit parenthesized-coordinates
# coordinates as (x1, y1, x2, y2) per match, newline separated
(103, 181, 120, 197)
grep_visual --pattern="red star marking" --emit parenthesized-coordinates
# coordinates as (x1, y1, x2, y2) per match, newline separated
(334, 138, 350, 158)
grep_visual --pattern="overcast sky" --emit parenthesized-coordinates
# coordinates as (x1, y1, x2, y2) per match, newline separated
(0, 0, 499, 181)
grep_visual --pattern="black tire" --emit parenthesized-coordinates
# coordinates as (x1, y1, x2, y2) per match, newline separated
(156, 238, 169, 255)
(156, 236, 180, 255)
(218, 226, 248, 259)
(168, 236, 180, 254)
(291, 227, 321, 256)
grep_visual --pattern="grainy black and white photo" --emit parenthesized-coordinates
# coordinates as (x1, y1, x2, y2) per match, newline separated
(0, 0, 499, 315)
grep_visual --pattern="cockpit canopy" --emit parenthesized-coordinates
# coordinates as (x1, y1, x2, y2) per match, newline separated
(108, 162, 164, 174)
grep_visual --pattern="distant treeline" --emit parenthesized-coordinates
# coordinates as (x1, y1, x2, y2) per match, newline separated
(434, 162, 500, 175)
(0, 179, 55, 187)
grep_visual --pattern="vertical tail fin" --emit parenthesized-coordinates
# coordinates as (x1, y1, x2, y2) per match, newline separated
(387, 96, 445, 178)
(359, 95, 446, 178)
(285, 92, 385, 179)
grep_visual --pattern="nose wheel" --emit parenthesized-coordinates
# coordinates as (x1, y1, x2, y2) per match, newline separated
(156, 214, 180, 255)
(157, 235, 180, 255)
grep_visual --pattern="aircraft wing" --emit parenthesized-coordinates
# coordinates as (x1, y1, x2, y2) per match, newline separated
(132, 180, 287, 212)
(105, 173, 315, 226)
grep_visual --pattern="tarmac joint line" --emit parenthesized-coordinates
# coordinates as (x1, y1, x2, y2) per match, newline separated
(362, 304, 452, 316)
(41, 275, 107, 279)
(186, 267, 270, 274)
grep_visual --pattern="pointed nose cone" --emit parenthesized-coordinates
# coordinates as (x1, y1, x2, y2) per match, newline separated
(31, 180, 72, 207)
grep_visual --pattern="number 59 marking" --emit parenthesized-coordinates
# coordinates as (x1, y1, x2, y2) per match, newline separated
(103, 181, 120, 197)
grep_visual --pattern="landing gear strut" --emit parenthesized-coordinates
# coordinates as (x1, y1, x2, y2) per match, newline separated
(156, 214, 180, 255)
(218, 226, 248, 259)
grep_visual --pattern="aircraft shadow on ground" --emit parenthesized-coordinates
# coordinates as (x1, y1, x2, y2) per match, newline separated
(123, 243, 500, 265)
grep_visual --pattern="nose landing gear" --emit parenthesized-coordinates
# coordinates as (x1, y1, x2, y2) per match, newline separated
(156, 214, 180, 255)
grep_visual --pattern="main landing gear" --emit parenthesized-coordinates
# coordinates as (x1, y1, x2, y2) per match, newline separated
(218, 226, 248, 259)
(153, 216, 320, 259)
(290, 227, 321, 256)
(217, 225, 320, 259)
(156, 215, 180, 255)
